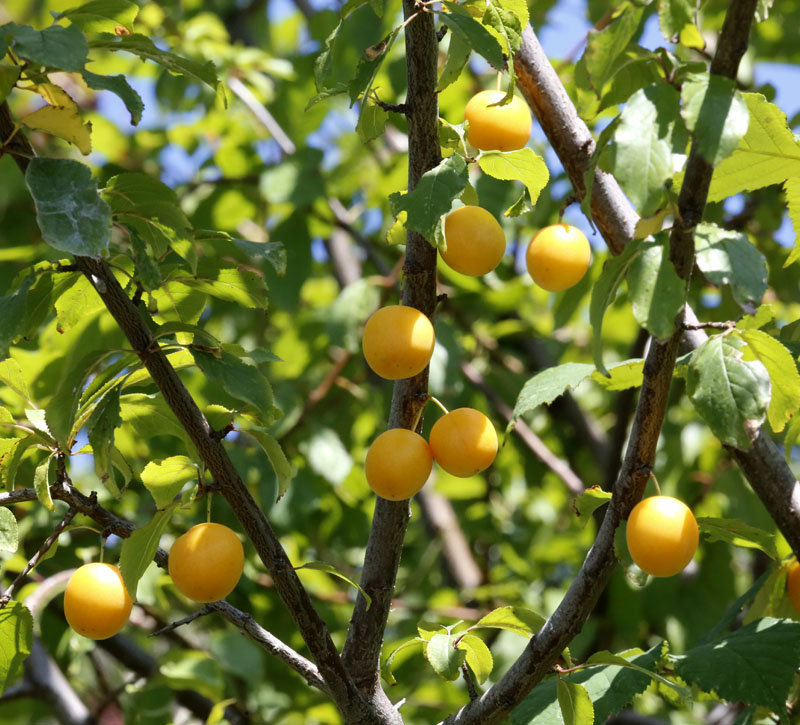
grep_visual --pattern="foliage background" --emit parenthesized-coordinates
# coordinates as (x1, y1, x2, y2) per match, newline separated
(1, 0, 799, 723)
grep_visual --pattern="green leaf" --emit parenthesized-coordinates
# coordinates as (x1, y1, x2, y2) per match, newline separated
(471, 605, 546, 638)
(457, 634, 493, 685)
(437, 31, 471, 92)
(3, 23, 88, 71)
(347, 26, 400, 108)
(0, 601, 33, 693)
(0, 63, 21, 105)
(573, 486, 612, 526)
(56, 0, 139, 34)
(119, 393, 192, 450)
(557, 679, 594, 725)
(686, 335, 771, 449)
(697, 517, 778, 559)
(590, 359, 644, 391)
(681, 74, 749, 167)
(175, 261, 268, 309)
(0, 507, 18, 553)
(0, 437, 37, 490)
(381, 637, 425, 686)
(738, 329, 800, 434)
(784, 177, 800, 268)
(140, 456, 197, 509)
(239, 426, 294, 502)
(581, 2, 644, 91)
(89, 33, 218, 91)
(672, 617, 800, 712)
(86, 386, 122, 497)
(119, 504, 176, 599)
(82, 69, 144, 125)
(54, 274, 105, 334)
(0, 276, 33, 359)
(45, 348, 109, 451)
(483, 0, 523, 57)
(190, 349, 277, 424)
(440, 2, 505, 71)
(512, 645, 663, 725)
(160, 650, 224, 701)
(603, 84, 687, 217)
(33, 455, 55, 512)
(590, 240, 643, 375)
(356, 101, 388, 143)
(477, 149, 550, 211)
(694, 223, 768, 307)
(425, 632, 466, 681)
(658, 0, 695, 41)
(627, 238, 686, 340)
(389, 154, 468, 245)
(702, 94, 800, 203)
(510, 363, 595, 434)
(25, 158, 112, 257)
(0, 359, 30, 402)
(585, 649, 690, 701)
(294, 561, 372, 610)
(313, 18, 341, 93)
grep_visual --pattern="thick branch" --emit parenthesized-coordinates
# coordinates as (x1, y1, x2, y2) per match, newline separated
(341, 0, 441, 703)
(444, 4, 760, 722)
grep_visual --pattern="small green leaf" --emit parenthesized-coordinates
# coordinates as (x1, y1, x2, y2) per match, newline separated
(89, 33, 218, 91)
(437, 31, 471, 92)
(573, 486, 612, 526)
(477, 149, 550, 209)
(381, 638, 425, 686)
(0, 601, 33, 693)
(681, 73, 749, 167)
(694, 223, 768, 307)
(25, 158, 112, 257)
(557, 679, 594, 725)
(56, 0, 139, 34)
(627, 238, 686, 340)
(239, 426, 294, 502)
(425, 632, 465, 681)
(33, 455, 55, 512)
(0, 507, 19, 553)
(672, 617, 800, 712)
(86, 386, 122, 497)
(687, 335, 771, 450)
(294, 561, 371, 609)
(356, 101, 388, 143)
(471, 605, 546, 638)
(509, 363, 595, 434)
(389, 155, 468, 245)
(457, 634, 493, 685)
(140, 456, 197, 509)
(119, 504, 176, 599)
(440, 2, 505, 71)
(190, 349, 277, 424)
(697, 517, 778, 560)
(3, 23, 88, 71)
(590, 240, 643, 375)
(738, 329, 800, 434)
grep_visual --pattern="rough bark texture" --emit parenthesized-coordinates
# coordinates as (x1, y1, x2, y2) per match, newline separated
(340, 1, 441, 711)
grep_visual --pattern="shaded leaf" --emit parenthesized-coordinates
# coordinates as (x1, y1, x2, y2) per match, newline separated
(440, 2, 505, 70)
(3, 22, 88, 71)
(697, 517, 778, 560)
(0, 602, 33, 693)
(687, 335, 771, 449)
(25, 158, 111, 257)
(56, 0, 139, 34)
(381, 638, 425, 686)
(672, 617, 800, 712)
(33, 455, 55, 512)
(81, 69, 143, 126)
(119, 504, 176, 599)
(438, 31, 471, 92)
(86, 386, 122, 498)
(294, 561, 371, 609)
(0, 276, 33, 359)
(240, 426, 294, 502)
(581, 2, 644, 91)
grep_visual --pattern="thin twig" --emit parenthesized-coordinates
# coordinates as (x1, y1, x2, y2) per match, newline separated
(0, 506, 77, 607)
(461, 662, 479, 701)
(149, 605, 214, 637)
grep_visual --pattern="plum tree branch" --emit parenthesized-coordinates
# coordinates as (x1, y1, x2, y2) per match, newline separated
(442, 3, 761, 722)
(340, 0, 442, 707)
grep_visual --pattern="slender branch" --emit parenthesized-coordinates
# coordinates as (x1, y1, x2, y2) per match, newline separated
(341, 0, 441, 706)
(443, 4, 760, 722)
(0, 506, 77, 606)
(150, 604, 214, 636)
